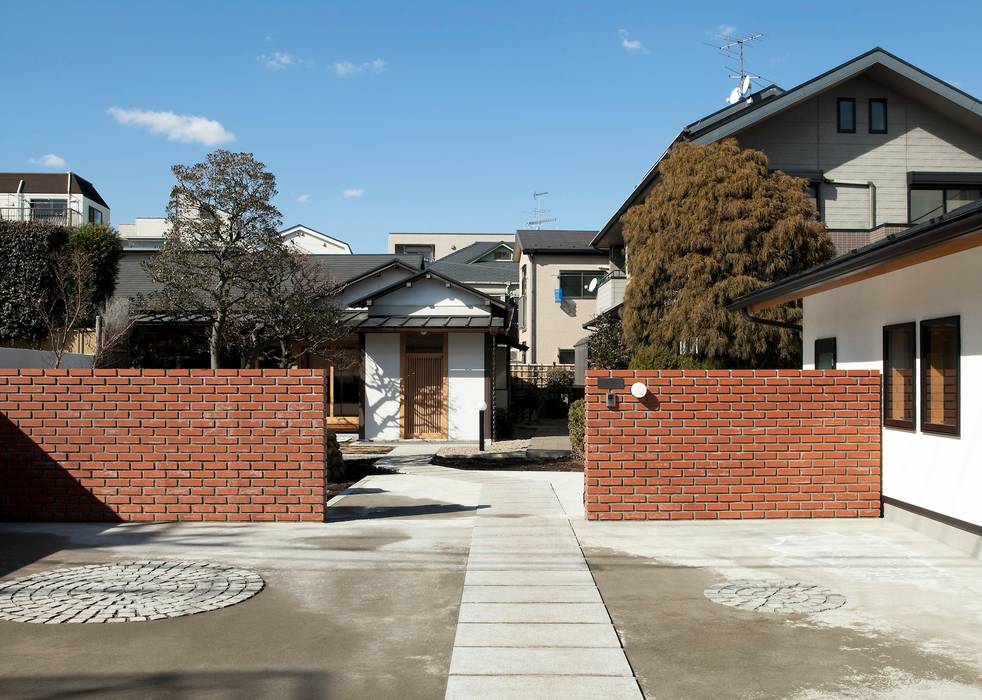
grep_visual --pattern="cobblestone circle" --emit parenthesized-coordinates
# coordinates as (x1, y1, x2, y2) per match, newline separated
(0, 561, 264, 624)
(704, 579, 846, 614)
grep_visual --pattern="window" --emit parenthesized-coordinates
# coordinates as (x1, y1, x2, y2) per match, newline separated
(868, 98, 887, 134)
(814, 337, 836, 369)
(910, 187, 982, 223)
(29, 198, 67, 222)
(883, 323, 916, 430)
(332, 363, 361, 417)
(558, 270, 600, 299)
(88, 206, 103, 224)
(558, 349, 575, 364)
(921, 316, 959, 435)
(395, 244, 435, 262)
(837, 98, 856, 133)
(493, 248, 512, 261)
(805, 182, 822, 220)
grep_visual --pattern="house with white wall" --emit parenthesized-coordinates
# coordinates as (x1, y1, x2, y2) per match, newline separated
(119, 218, 351, 254)
(0, 172, 110, 227)
(388, 231, 515, 263)
(114, 249, 520, 441)
(729, 200, 982, 555)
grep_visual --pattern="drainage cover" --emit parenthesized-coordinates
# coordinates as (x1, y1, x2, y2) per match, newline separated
(704, 579, 846, 614)
(0, 561, 264, 624)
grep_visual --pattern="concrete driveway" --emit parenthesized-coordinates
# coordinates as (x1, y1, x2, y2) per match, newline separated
(0, 449, 980, 699)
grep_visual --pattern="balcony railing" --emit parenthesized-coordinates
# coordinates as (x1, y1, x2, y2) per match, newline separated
(596, 269, 627, 315)
(0, 207, 84, 227)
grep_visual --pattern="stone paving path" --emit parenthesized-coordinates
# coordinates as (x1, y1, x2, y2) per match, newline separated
(375, 447, 642, 699)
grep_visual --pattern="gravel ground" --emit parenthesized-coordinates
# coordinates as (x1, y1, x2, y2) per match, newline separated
(437, 439, 530, 456)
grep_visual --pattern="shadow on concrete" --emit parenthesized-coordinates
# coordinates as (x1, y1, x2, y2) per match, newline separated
(326, 503, 488, 523)
(0, 670, 328, 700)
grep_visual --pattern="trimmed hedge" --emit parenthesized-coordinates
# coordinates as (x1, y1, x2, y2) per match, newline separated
(568, 398, 584, 459)
(0, 220, 68, 341)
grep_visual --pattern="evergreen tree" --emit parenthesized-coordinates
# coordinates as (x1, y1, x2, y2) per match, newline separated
(620, 139, 835, 368)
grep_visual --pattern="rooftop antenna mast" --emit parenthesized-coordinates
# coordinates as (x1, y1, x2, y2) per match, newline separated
(710, 32, 765, 104)
(527, 191, 557, 229)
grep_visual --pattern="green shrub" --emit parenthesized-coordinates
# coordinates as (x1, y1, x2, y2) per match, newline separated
(568, 398, 585, 459)
(0, 220, 68, 341)
(70, 223, 122, 324)
(545, 366, 573, 389)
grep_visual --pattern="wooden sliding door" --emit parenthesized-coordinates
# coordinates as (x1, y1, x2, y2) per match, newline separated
(402, 334, 447, 439)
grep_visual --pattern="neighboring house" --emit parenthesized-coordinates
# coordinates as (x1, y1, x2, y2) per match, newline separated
(729, 199, 982, 554)
(0, 172, 110, 227)
(428, 241, 518, 300)
(589, 48, 982, 322)
(118, 217, 352, 254)
(113, 250, 519, 441)
(388, 232, 515, 263)
(513, 229, 606, 365)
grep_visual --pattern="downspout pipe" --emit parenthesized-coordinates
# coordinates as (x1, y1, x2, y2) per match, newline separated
(740, 307, 802, 333)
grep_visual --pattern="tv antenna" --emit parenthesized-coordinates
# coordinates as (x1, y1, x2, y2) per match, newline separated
(706, 32, 765, 104)
(527, 191, 557, 229)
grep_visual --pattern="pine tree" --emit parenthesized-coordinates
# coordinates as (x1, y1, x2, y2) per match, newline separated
(620, 139, 835, 368)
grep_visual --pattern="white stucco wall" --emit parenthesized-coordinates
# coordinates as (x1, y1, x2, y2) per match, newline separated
(448, 333, 486, 441)
(802, 245, 982, 526)
(363, 333, 401, 440)
(369, 278, 492, 317)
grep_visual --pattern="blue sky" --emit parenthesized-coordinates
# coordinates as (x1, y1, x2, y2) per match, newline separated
(5, 1, 982, 252)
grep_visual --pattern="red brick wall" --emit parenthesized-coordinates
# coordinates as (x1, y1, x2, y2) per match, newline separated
(584, 370, 881, 521)
(0, 369, 327, 522)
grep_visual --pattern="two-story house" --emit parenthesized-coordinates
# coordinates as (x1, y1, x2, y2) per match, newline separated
(0, 172, 110, 227)
(388, 232, 515, 263)
(589, 48, 982, 325)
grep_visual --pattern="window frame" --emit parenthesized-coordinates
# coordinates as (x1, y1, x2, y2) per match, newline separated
(557, 349, 575, 365)
(558, 270, 599, 299)
(882, 322, 916, 431)
(814, 337, 836, 369)
(868, 98, 888, 134)
(394, 243, 435, 262)
(88, 206, 103, 224)
(837, 97, 856, 134)
(920, 316, 960, 436)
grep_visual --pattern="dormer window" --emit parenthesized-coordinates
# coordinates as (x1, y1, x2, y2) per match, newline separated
(869, 98, 887, 134)
(837, 98, 856, 133)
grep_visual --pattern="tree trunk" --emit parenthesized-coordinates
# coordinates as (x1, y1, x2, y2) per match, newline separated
(210, 314, 223, 369)
(279, 339, 290, 369)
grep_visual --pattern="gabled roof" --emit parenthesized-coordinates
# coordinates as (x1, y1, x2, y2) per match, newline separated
(0, 172, 109, 208)
(280, 224, 352, 253)
(346, 267, 508, 311)
(514, 229, 604, 257)
(436, 240, 514, 264)
(592, 47, 982, 249)
(427, 259, 518, 286)
(727, 199, 982, 312)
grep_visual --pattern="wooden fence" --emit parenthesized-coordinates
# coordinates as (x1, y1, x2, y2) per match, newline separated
(510, 363, 574, 387)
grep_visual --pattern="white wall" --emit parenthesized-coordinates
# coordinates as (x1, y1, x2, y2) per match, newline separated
(369, 277, 492, 317)
(363, 334, 401, 440)
(803, 245, 982, 526)
(389, 232, 514, 260)
(338, 266, 415, 307)
(448, 333, 485, 440)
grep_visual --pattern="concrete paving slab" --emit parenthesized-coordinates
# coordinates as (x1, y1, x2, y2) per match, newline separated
(464, 569, 597, 586)
(449, 647, 633, 676)
(458, 602, 611, 623)
(461, 585, 602, 603)
(453, 622, 621, 647)
(445, 675, 643, 700)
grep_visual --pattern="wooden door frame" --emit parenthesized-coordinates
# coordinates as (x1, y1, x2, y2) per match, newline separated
(400, 332, 449, 440)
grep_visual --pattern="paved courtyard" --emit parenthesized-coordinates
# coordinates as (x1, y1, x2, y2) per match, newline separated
(0, 446, 980, 699)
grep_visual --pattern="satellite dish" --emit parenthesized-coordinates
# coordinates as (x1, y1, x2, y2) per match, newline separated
(740, 75, 752, 94)
(587, 277, 599, 293)
(727, 86, 742, 105)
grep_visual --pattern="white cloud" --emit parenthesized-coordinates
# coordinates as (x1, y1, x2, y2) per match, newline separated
(618, 29, 646, 53)
(341, 188, 365, 199)
(296, 193, 310, 204)
(29, 153, 68, 168)
(258, 51, 306, 70)
(716, 24, 736, 38)
(108, 107, 236, 146)
(333, 58, 386, 77)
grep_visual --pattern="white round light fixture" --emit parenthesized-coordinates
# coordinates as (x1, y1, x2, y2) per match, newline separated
(630, 382, 648, 399)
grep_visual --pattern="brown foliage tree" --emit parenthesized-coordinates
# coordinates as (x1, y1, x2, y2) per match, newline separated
(620, 139, 836, 368)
